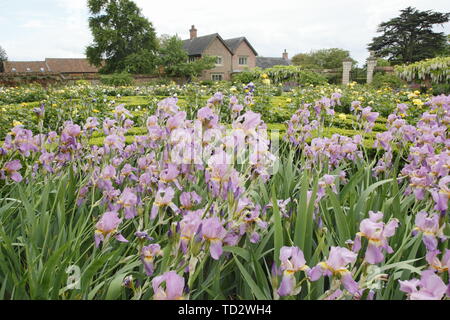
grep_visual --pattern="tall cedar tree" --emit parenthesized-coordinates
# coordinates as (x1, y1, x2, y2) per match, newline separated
(368, 7, 449, 64)
(86, 0, 158, 73)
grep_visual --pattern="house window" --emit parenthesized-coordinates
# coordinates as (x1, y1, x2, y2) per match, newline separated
(215, 56, 223, 66)
(211, 74, 223, 81)
(188, 56, 197, 63)
(239, 56, 248, 65)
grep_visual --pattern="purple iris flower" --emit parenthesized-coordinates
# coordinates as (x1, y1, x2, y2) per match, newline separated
(152, 271, 185, 300)
(0, 160, 23, 182)
(426, 250, 450, 274)
(151, 187, 177, 220)
(309, 246, 360, 296)
(179, 210, 203, 253)
(94, 211, 128, 247)
(201, 217, 227, 260)
(413, 211, 447, 251)
(117, 187, 138, 219)
(141, 244, 161, 276)
(179, 191, 202, 210)
(278, 246, 310, 296)
(352, 211, 399, 264)
(399, 270, 448, 300)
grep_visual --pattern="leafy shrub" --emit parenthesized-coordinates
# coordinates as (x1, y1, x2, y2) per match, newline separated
(431, 83, 450, 95)
(233, 66, 327, 86)
(371, 73, 405, 89)
(100, 73, 135, 86)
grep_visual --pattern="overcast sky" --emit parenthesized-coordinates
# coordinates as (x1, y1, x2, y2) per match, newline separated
(1, 0, 449, 65)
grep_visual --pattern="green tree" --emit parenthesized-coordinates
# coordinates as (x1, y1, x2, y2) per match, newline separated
(292, 48, 355, 69)
(368, 7, 450, 64)
(0, 46, 6, 62)
(86, 0, 158, 74)
(157, 35, 216, 80)
(0, 46, 6, 72)
(291, 53, 316, 69)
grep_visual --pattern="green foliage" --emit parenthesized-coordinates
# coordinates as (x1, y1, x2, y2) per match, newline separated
(292, 48, 356, 70)
(368, 6, 450, 64)
(233, 66, 327, 86)
(431, 83, 450, 95)
(156, 35, 216, 80)
(123, 49, 157, 74)
(100, 73, 134, 86)
(0, 45, 6, 62)
(86, 0, 158, 74)
(371, 73, 405, 89)
(395, 56, 450, 83)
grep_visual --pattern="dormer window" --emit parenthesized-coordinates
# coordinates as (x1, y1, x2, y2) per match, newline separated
(215, 56, 223, 66)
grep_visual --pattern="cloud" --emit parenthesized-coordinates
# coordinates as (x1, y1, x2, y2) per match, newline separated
(3, 0, 449, 64)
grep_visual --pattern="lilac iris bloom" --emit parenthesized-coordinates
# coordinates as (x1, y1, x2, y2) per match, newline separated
(431, 176, 450, 213)
(0, 160, 23, 182)
(179, 210, 203, 253)
(117, 188, 138, 219)
(179, 191, 202, 210)
(94, 211, 128, 247)
(352, 211, 399, 264)
(399, 270, 448, 300)
(309, 246, 360, 296)
(201, 217, 227, 260)
(278, 246, 310, 296)
(413, 211, 447, 251)
(426, 250, 450, 274)
(152, 271, 185, 300)
(104, 134, 125, 153)
(141, 244, 161, 276)
(151, 187, 177, 220)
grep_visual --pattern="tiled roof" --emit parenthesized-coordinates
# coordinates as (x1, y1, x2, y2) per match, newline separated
(256, 57, 292, 69)
(224, 37, 258, 56)
(45, 58, 99, 73)
(2, 61, 49, 73)
(182, 33, 233, 56)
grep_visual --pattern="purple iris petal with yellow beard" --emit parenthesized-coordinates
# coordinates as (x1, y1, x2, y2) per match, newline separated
(141, 244, 161, 276)
(277, 246, 309, 296)
(352, 211, 399, 264)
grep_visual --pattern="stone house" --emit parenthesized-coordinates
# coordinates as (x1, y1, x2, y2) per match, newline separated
(183, 25, 259, 81)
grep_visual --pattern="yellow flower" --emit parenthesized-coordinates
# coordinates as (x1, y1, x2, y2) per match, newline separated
(262, 79, 271, 85)
(286, 98, 292, 103)
(261, 73, 268, 79)
(413, 90, 420, 95)
(338, 114, 347, 121)
(412, 99, 423, 107)
(93, 109, 100, 113)
(13, 120, 23, 127)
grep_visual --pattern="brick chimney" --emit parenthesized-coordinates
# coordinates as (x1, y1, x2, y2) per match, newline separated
(190, 25, 197, 40)
(282, 49, 289, 60)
